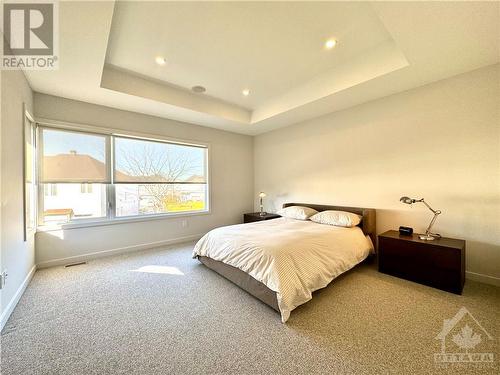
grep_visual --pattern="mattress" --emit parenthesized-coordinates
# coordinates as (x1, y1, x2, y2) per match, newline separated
(193, 217, 373, 322)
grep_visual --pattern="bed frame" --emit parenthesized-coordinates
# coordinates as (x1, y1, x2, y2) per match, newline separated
(198, 203, 376, 313)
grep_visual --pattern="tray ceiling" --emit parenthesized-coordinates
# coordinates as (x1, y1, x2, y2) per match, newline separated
(22, 1, 500, 135)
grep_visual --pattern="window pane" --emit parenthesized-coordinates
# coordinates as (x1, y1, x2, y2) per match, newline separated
(41, 128, 108, 183)
(41, 183, 107, 224)
(114, 137, 206, 183)
(115, 184, 206, 217)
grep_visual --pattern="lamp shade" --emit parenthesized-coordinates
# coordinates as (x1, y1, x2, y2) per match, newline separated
(259, 192, 266, 198)
(400, 196, 413, 204)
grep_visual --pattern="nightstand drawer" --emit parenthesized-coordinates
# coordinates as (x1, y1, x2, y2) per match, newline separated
(379, 237, 461, 271)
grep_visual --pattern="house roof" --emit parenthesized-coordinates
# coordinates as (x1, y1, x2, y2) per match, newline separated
(42, 154, 110, 183)
(184, 175, 205, 183)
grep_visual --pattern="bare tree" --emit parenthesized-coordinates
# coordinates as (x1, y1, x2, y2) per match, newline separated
(117, 143, 201, 212)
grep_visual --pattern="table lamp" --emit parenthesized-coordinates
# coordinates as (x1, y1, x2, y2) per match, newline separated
(259, 192, 266, 216)
(400, 196, 442, 240)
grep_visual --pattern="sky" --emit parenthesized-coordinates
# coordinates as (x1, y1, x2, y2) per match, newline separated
(43, 128, 105, 160)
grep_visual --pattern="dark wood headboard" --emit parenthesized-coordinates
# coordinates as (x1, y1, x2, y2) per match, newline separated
(282, 203, 377, 249)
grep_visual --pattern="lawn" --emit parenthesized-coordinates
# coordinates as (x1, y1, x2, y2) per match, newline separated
(166, 200, 205, 212)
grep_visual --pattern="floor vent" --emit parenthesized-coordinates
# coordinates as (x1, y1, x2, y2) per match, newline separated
(64, 261, 87, 268)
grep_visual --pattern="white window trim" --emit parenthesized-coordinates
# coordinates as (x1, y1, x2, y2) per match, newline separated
(35, 117, 212, 231)
(37, 210, 211, 232)
(23, 106, 37, 240)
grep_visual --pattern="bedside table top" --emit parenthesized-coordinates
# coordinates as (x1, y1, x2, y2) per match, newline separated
(379, 230, 465, 249)
(244, 212, 281, 219)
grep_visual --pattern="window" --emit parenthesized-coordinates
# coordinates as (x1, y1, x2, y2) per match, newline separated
(39, 128, 108, 224)
(114, 136, 207, 217)
(37, 126, 208, 225)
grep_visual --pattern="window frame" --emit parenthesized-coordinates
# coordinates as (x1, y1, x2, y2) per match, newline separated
(23, 106, 37, 240)
(35, 118, 211, 230)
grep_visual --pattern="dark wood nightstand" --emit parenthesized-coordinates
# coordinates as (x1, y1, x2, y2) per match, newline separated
(378, 230, 465, 294)
(243, 212, 281, 223)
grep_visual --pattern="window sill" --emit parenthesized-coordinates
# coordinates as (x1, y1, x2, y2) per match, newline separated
(36, 210, 211, 232)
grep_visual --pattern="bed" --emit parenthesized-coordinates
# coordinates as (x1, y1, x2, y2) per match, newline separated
(193, 203, 376, 322)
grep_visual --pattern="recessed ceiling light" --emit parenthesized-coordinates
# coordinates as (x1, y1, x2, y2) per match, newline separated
(324, 39, 337, 50)
(242, 89, 250, 96)
(155, 56, 167, 66)
(192, 85, 206, 93)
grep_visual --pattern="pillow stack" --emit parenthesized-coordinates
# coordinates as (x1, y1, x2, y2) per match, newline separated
(277, 206, 362, 228)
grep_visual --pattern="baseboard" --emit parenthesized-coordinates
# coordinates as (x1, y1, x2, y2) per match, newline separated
(466, 271, 500, 287)
(1, 264, 37, 332)
(36, 233, 204, 269)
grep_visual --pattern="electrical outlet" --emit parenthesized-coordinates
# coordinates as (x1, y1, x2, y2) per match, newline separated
(181, 219, 188, 228)
(0, 270, 8, 289)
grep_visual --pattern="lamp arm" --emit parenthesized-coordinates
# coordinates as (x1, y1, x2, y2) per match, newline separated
(425, 211, 440, 236)
(420, 199, 441, 215)
(417, 199, 442, 237)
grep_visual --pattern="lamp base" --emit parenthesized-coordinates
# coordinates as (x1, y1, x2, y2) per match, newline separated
(419, 234, 435, 241)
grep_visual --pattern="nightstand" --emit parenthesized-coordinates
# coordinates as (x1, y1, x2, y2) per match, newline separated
(378, 230, 465, 294)
(243, 212, 281, 223)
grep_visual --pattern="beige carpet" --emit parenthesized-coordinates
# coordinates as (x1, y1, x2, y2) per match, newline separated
(1, 242, 498, 374)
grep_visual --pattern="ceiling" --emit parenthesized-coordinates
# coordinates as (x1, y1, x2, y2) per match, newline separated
(106, 2, 395, 109)
(21, 1, 500, 135)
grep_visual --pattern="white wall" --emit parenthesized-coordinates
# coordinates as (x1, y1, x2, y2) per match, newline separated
(254, 64, 500, 284)
(0, 66, 2, 321)
(34, 94, 254, 266)
(1, 69, 36, 326)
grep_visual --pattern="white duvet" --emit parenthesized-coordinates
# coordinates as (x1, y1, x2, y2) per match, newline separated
(192, 218, 373, 322)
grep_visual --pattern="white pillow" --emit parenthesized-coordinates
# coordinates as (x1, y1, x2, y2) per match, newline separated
(277, 206, 318, 220)
(309, 210, 362, 228)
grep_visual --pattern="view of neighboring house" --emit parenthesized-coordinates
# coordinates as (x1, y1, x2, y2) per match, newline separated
(43, 182, 107, 223)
